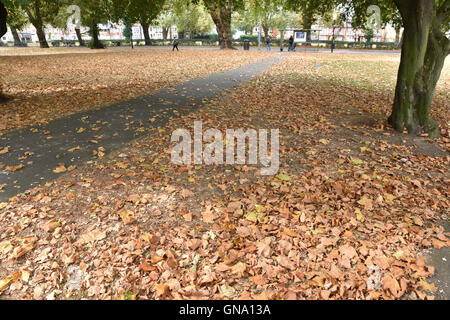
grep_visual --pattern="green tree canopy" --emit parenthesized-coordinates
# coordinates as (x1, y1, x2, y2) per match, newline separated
(111, 0, 165, 45)
(286, 0, 335, 41)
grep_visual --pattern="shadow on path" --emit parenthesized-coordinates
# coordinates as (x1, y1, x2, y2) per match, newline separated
(0, 54, 282, 201)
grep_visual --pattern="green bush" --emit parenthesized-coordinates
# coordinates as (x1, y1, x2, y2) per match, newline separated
(240, 35, 259, 41)
(193, 34, 218, 41)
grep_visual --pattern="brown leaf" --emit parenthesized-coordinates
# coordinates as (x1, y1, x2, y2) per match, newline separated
(118, 209, 136, 224)
(155, 284, 170, 298)
(140, 261, 156, 272)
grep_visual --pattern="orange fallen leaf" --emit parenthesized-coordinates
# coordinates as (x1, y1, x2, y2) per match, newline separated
(6, 164, 24, 172)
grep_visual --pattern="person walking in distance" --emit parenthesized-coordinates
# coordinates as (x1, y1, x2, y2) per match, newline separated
(288, 36, 294, 52)
(172, 36, 179, 51)
(266, 36, 271, 51)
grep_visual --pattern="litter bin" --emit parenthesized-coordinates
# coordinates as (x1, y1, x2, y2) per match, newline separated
(243, 39, 250, 51)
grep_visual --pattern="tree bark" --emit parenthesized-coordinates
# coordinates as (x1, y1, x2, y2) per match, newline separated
(301, 2, 315, 44)
(162, 27, 168, 40)
(75, 28, 84, 46)
(399, 31, 404, 48)
(0, 2, 6, 38)
(90, 23, 104, 49)
(205, 0, 234, 49)
(25, 2, 49, 48)
(0, 2, 7, 102)
(141, 23, 151, 45)
(394, 27, 401, 46)
(262, 25, 269, 38)
(35, 25, 49, 48)
(10, 26, 22, 46)
(302, 15, 313, 43)
(389, 0, 449, 136)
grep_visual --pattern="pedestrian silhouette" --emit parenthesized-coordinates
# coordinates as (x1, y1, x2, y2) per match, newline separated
(172, 37, 179, 51)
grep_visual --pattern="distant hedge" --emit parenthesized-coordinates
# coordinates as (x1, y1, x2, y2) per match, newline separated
(240, 35, 259, 40)
(6, 37, 399, 50)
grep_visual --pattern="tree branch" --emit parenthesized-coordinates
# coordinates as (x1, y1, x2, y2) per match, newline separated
(24, 7, 36, 25)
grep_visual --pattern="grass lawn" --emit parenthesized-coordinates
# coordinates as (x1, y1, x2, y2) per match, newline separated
(0, 52, 449, 300)
(0, 48, 274, 133)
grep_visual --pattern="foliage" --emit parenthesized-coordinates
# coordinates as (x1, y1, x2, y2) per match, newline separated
(285, 0, 335, 27)
(110, 0, 165, 26)
(0, 52, 449, 300)
(19, 0, 60, 26)
(122, 23, 131, 40)
(173, 1, 214, 36)
(233, 0, 299, 35)
(73, 0, 110, 27)
(363, 26, 373, 42)
(4, 0, 28, 30)
(339, 0, 401, 29)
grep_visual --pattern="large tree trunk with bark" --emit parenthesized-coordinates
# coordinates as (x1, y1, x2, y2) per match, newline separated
(389, 0, 449, 136)
(205, 0, 234, 49)
(394, 27, 401, 46)
(397, 29, 404, 49)
(162, 27, 168, 40)
(90, 23, 104, 49)
(0, 2, 7, 102)
(25, 4, 49, 48)
(75, 28, 84, 46)
(35, 26, 49, 48)
(301, 3, 315, 44)
(141, 23, 151, 45)
(302, 15, 313, 43)
(10, 26, 22, 46)
(0, 2, 6, 38)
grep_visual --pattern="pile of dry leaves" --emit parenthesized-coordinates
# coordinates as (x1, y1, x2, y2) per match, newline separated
(0, 49, 273, 133)
(0, 53, 449, 300)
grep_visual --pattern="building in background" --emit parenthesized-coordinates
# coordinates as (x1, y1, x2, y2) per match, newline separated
(1, 19, 399, 45)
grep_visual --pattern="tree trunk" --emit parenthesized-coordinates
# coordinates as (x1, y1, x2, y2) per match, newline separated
(35, 25, 49, 48)
(10, 26, 22, 46)
(394, 27, 400, 46)
(0, 2, 6, 38)
(398, 29, 404, 49)
(0, 2, 6, 102)
(389, 0, 449, 136)
(262, 25, 269, 38)
(25, 4, 49, 48)
(162, 27, 168, 40)
(75, 28, 84, 46)
(205, 0, 234, 49)
(90, 23, 104, 49)
(220, 18, 233, 49)
(141, 23, 151, 45)
(303, 15, 313, 43)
